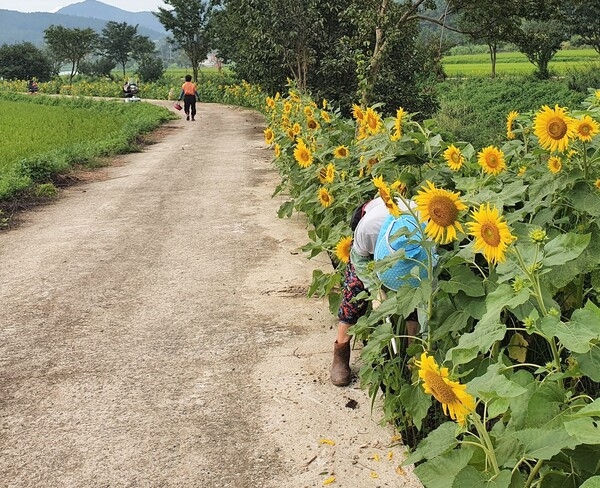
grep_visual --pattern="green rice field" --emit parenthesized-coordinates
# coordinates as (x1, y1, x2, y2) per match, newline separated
(443, 48, 600, 77)
(0, 93, 174, 199)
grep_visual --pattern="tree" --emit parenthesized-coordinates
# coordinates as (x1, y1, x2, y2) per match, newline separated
(136, 55, 165, 82)
(43, 25, 98, 84)
(99, 21, 138, 77)
(455, 0, 522, 78)
(78, 57, 117, 78)
(154, 0, 212, 82)
(562, 0, 600, 55)
(0, 42, 52, 81)
(130, 35, 157, 64)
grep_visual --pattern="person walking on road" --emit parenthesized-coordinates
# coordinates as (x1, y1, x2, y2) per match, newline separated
(178, 75, 199, 121)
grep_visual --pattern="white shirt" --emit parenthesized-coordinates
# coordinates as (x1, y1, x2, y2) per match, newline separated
(352, 197, 416, 257)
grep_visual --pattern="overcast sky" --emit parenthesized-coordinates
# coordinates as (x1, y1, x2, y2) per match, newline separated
(0, 0, 166, 13)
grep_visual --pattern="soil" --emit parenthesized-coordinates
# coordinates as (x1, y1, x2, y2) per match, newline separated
(0, 100, 424, 488)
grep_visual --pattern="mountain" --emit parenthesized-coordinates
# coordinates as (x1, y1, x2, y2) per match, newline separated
(0, 1, 166, 46)
(56, 0, 166, 35)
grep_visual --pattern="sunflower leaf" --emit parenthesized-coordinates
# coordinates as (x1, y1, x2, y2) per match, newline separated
(573, 343, 600, 382)
(564, 418, 600, 445)
(542, 232, 590, 268)
(412, 446, 476, 488)
(514, 427, 579, 460)
(403, 422, 459, 465)
(447, 321, 507, 366)
(466, 363, 527, 400)
(452, 466, 513, 488)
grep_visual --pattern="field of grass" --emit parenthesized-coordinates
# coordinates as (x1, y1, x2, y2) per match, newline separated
(443, 48, 600, 77)
(0, 93, 174, 200)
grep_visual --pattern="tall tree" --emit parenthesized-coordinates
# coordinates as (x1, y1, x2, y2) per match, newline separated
(0, 42, 53, 81)
(43, 25, 98, 84)
(455, 0, 522, 78)
(154, 0, 212, 82)
(562, 0, 600, 55)
(99, 21, 138, 77)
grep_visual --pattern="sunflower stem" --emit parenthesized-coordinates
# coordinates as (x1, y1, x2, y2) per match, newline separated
(524, 459, 544, 488)
(471, 413, 500, 476)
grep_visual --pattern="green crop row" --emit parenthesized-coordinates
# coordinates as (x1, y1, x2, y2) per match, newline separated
(0, 92, 174, 200)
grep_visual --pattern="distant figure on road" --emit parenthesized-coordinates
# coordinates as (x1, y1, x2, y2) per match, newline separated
(27, 79, 39, 94)
(178, 74, 199, 121)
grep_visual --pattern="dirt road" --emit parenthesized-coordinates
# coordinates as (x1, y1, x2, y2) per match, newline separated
(0, 101, 423, 487)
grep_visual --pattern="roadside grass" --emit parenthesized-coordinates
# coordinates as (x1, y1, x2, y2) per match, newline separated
(0, 92, 175, 202)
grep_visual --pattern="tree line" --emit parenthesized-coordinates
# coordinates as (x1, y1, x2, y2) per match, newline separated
(1, 0, 598, 117)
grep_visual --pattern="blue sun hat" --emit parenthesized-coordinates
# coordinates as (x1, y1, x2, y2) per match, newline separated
(374, 213, 429, 290)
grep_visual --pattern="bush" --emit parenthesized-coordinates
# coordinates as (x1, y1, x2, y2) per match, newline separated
(565, 62, 600, 93)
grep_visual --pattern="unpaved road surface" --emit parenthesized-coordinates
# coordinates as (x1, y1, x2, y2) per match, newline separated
(0, 101, 423, 487)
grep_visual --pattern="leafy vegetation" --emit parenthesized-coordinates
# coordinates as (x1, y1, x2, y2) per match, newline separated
(264, 81, 600, 488)
(0, 93, 174, 200)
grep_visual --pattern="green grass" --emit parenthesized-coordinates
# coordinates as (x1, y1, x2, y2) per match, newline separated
(0, 93, 175, 200)
(443, 48, 600, 77)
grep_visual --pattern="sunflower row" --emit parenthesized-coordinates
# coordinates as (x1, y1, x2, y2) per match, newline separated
(265, 83, 600, 486)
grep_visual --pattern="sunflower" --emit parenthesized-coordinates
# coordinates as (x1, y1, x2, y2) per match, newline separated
(274, 144, 281, 158)
(321, 110, 331, 123)
(307, 118, 320, 130)
(304, 106, 313, 117)
(352, 104, 365, 123)
(547, 156, 562, 174)
(517, 165, 527, 177)
(333, 145, 349, 159)
(506, 110, 519, 140)
(372, 175, 386, 189)
(595, 179, 600, 190)
(364, 107, 383, 135)
(322, 99, 328, 109)
(574, 115, 599, 142)
(294, 138, 313, 168)
(467, 203, 515, 265)
(335, 236, 352, 264)
(265, 97, 276, 110)
(318, 163, 336, 184)
(292, 122, 302, 135)
(477, 146, 506, 176)
(443, 144, 464, 171)
(414, 181, 467, 244)
(263, 127, 274, 146)
(283, 101, 292, 114)
(414, 353, 475, 425)
(533, 104, 575, 153)
(390, 107, 406, 142)
(318, 187, 334, 207)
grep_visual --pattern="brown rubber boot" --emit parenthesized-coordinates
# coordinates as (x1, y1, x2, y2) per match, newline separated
(330, 341, 352, 386)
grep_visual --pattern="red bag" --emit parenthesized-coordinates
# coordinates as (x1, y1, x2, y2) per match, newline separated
(173, 102, 182, 111)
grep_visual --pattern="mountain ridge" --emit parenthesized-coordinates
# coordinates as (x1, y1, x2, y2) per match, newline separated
(0, 1, 166, 46)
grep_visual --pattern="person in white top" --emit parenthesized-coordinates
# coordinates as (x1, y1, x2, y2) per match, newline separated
(331, 196, 421, 387)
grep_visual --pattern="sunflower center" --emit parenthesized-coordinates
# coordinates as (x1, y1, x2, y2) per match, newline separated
(580, 125, 591, 136)
(423, 371, 458, 405)
(548, 117, 567, 140)
(300, 150, 309, 163)
(486, 154, 498, 167)
(429, 196, 459, 227)
(451, 152, 461, 164)
(481, 222, 501, 246)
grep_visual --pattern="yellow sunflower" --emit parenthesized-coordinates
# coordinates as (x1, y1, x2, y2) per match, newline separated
(335, 236, 353, 264)
(304, 106, 313, 117)
(263, 127, 274, 146)
(364, 107, 383, 135)
(294, 138, 313, 168)
(292, 122, 302, 135)
(547, 156, 562, 174)
(274, 143, 281, 158)
(517, 165, 527, 177)
(477, 146, 506, 176)
(321, 110, 331, 123)
(575, 115, 599, 142)
(390, 107, 406, 142)
(414, 180, 467, 244)
(467, 203, 515, 265)
(265, 97, 276, 110)
(283, 101, 292, 114)
(307, 118, 320, 130)
(318, 163, 336, 184)
(595, 179, 600, 190)
(333, 145, 349, 159)
(352, 104, 365, 123)
(322, 99, 328, 109)
(318, 187, 334, 207)
(506, 110, 519, 140)
(443, 144, 464, 171)
(414, 353, 475, 425)
(533, 104, 575, 153)
(372, 175, 386, 189)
